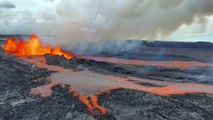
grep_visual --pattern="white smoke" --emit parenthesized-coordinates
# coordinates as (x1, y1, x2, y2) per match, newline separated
(0, 1, 16, 9)
(1, 0, 213, 46)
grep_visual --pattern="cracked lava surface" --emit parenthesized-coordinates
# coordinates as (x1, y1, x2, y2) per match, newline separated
(20, 56, 213, 116)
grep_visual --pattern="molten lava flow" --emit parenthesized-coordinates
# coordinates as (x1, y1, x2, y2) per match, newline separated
(21, 56, 213, 117)
(2, 35, 73, 59)
(79, 96, 106, 116)
(80, 56, 213, 68)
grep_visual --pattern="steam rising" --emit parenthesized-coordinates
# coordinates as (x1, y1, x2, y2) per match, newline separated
(1, 0, 213, 46)
(0, 1, 16, 9)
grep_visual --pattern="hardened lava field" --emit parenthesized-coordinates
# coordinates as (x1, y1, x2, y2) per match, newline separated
(0, 35, 213, 120)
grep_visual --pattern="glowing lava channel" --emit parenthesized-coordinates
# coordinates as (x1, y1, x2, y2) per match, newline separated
(2, 34, 73, 59)
(80, 56, 213, 68)
(21, 56, 213, 116)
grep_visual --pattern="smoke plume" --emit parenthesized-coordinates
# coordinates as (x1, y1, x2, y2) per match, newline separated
(1, 0, 213, 47)
(0, 1, 16, 9)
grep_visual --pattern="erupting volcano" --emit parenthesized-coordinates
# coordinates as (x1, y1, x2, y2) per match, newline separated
(2, 34, 73, 59)
(1, 34, 213, 119)
(2, 34, 213, 117)
(2, 34, 108, 116)
(1, 0, 213, 119)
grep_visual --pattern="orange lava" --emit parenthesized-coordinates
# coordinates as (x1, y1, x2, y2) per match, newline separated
(80, 56, 213, 68)
(2, 34, 74, 59)
(29, 80, 106, 115)
(79, 96, 106, 115)
(21, 56, 213, 116)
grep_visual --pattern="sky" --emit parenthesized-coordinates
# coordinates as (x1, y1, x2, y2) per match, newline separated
(0, 0, 213, 45)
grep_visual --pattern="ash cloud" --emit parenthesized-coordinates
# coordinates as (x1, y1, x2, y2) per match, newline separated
(0, 1, 16, 9)
(37, 0, 213, 46)
(1, 0, 213, 47)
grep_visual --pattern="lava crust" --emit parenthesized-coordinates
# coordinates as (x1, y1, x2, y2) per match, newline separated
(0, 38, 213, 120)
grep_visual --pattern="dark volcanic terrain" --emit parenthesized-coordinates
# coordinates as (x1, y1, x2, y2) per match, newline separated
(0, 36, 213, 120)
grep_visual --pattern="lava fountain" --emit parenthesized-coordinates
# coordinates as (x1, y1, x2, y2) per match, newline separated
(2, 34, 73, 59)
(3, 35, 213, 117)
(2, 35, 105, 116)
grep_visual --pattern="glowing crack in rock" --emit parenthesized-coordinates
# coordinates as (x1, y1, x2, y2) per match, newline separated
(21, 56, 213, 115)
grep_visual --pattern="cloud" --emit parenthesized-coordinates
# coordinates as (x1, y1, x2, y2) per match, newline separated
(43, 0, 55, 2)
(0, 1, 16, 9)
(1, 0, 213, 46)
(39, 0, 213, 45)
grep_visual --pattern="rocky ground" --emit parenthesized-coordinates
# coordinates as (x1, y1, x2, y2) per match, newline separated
(0, 37, 213, 120)
(45, 55, 213, 85)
